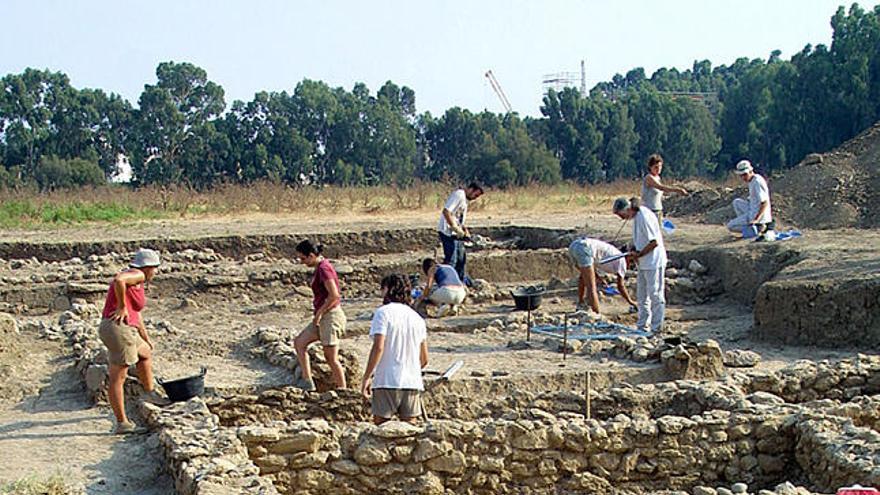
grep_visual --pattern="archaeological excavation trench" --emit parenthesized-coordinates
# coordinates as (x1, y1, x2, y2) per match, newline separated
(5, 225, 880, 494)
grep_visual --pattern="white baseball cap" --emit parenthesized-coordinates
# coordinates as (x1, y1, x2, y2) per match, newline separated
(734, 160, 753, 175)
(130, 248, 161, 268)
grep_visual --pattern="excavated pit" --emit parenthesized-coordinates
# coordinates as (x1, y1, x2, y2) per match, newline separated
(5, 224, 880, 494)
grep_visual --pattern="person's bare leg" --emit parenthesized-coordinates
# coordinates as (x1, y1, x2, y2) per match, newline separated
(323, 345, 346, 389)
(399, 416, 419, 424)
(135, 345, 154, 392)
(108, 364, 129, 424)
(373, 415, 389, 425)
(582, 266, 600, 313)
(294, 332, 318, 381)
(577, 271, 586, 305)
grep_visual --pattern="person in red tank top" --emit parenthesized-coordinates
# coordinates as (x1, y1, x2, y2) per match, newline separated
(292, 240, 348, 391)
(97, 248, 166, 434)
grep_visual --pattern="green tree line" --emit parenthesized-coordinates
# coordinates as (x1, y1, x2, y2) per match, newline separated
(1, 4, 878, 190)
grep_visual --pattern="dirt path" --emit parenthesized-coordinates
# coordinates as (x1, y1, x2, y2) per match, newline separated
(0, 330, 172, 494)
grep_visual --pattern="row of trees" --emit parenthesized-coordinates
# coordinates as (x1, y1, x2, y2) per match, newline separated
(1, 4, 879, 189)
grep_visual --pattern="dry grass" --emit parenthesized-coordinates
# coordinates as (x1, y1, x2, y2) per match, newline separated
(0, 178, 720, 227)
(0, 474, 72, 495)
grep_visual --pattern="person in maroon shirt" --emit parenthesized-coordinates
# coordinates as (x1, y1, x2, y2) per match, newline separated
(293, 240, 348, 391)
(98, 248, 166, 434)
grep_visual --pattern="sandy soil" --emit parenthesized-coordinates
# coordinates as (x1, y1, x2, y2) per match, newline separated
(0, 209, 876, 492)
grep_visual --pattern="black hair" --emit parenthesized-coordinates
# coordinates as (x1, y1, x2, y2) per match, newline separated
(381, 273, 411, 305)
(295, 240, 323, 257)
(467, 181, 484, 194)
(421, 258, 436, 274)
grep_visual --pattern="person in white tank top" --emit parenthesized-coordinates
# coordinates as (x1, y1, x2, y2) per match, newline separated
(641, 154, 689, 223)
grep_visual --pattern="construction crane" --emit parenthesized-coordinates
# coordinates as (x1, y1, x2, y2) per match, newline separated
(485, 70, 513, 113)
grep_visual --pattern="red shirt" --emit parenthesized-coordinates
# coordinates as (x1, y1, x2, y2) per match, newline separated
(311, 259, 340, 314)
(101, 271, 147, 327)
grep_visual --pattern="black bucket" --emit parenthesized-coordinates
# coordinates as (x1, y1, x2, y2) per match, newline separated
(511, 285, 546, 311)
(158, 367, 206, 402)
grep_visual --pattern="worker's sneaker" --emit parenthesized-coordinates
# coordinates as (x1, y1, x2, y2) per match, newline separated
(574, 302, 589, 313)
(295, 377, 316, 392)
(140, 390, 170, 406)
(114, 421, 147, 435)
(435, 304, 451, 318)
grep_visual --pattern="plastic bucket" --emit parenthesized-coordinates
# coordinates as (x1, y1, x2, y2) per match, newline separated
(159, 367, 206, 402)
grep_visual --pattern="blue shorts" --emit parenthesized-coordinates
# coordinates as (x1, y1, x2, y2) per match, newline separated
(568, 239, 594, 268)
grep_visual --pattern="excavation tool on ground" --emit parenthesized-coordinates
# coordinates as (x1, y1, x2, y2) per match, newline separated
(421, 360, 464, 422)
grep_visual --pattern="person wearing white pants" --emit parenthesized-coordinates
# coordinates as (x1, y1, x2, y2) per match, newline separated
(726, 160, 772, 236)
(613, 197, 667, 333)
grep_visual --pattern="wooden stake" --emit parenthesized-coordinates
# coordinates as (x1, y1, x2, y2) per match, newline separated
(586, 370, 592, 420)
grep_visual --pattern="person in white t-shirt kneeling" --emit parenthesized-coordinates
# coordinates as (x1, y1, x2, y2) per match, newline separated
(361, 274, 429, 425)
(726, 160, 773, 238)
(612, 197, 668, 333)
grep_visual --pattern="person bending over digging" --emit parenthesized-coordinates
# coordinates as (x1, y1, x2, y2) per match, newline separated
(581, 237, 638, 311)
(414, 258, 467, 317)
(613, 197, 668, 333)
(98, 248, 167, 434)
(567, 238, 602, 314)
(437, 182, 484, 285)
(293, 240, 347, 391)
(361, 274, 429, 425)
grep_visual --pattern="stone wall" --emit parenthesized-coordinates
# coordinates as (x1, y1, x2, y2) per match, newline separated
(141, 399, 279, 495)
(238, 411, 806, 494)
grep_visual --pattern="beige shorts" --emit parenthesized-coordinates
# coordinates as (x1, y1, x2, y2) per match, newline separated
(98, 318, 147, 366)
(299, 306, 346, 346)
(371, 388, 423, 419)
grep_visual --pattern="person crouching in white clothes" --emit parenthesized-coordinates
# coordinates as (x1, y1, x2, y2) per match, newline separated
(612, 197, 667, 333)
(726, 159, 773, 237)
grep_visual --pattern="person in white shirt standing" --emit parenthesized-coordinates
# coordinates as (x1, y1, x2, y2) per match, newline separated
(613, 197, 667, 333)
(361, 274, 429, 425)
(726, 160, 773, 237)
(438, 182, 484, 285)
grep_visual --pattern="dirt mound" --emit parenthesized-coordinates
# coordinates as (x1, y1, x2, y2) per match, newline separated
(668, 121, 880, 229)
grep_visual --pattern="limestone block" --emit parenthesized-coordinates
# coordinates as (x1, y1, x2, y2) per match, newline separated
(238, 426, 282, 444)
(372, 420, 423, 439)
(591, 452, 620, 471)
(512, 427, 549, 450)
(330, 459, 361, 476)
(288, 451, 330, 469)
(566, 472, 612, 493)
(254, 454, 287, 474)
(269, 431, 323, 454)
(693, 487, 717, 495)
(413, 438, 452, 462)
(391, 444, 413, 463)
(478, 456, 504, 473)
(354, 441, 391, 466)
(426, 450, 466, 474)
(299, 469, 334, 490)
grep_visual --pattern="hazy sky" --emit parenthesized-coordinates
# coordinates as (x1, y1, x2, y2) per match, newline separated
(2, 0, 876, 117)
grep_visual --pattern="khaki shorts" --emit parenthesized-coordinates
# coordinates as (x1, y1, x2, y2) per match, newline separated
(299, 306, 346, 347)
(371, 388, 423, 419)
(98, 318, 147, 366)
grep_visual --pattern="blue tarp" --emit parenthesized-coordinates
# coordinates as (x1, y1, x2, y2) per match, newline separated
(530, 321, 652, 341)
